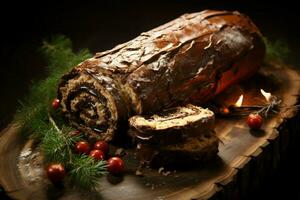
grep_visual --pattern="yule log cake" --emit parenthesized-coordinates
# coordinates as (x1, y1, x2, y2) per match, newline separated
(58, 10, 265, 142)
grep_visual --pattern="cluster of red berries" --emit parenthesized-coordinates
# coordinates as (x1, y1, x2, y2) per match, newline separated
(74, 140, 125, 175)
(47, 98, 125, 184)
(46, 139, 125, 184)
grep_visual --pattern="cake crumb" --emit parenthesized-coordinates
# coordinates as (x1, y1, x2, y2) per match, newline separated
(162, 171, 171, 176)
(151, 184, 155, 190)
(115, 148, 125, 156)
(135, 169, 143, 176)
(158, 167, 164, 174)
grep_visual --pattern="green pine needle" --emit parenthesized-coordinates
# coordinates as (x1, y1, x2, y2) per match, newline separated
(69, 155, 108, 190)
(14, 35, 92, 138)
(41, 35, 91, 76)
(13, 35, 107, 189)
(264, 37, 290, 62)
(42, 126, 82, 164)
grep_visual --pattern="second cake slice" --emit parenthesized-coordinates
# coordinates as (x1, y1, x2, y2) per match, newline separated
(128, 104, 218, 167)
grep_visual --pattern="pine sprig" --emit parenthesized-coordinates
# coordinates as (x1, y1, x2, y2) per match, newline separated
(14, 35, 92, 138)
(43, 117, 107, 189)
(13, 36, 107, 189)
(69, 155, 108, 190)
(41, 36, 91, 78)
(42, 125, 82, 164)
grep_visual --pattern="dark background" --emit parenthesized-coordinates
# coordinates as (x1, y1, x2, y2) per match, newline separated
(1, 0, 299, 199)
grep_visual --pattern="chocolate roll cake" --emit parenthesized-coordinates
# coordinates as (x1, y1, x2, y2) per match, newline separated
(129, 104, 218, 166)
(58, 10, 265, 141)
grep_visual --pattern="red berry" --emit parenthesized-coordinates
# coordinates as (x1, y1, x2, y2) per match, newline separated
(75, 141, 90, 154)
(93, 141, 109, 154)
(46, 163, 65, 183)
(52, 98, 60, 110)
(89, 149, 105, 160)
(107, 157, 124, 174)
(247, 113, 263, 130)
(220, 107, 230, 115)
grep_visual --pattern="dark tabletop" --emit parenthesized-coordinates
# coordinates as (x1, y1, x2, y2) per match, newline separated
(1, 0, 299, 199)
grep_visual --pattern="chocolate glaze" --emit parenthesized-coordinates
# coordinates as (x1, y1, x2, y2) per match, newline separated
(58, 10, 265, 140)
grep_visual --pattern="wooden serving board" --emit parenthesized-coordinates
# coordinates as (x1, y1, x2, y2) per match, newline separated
(1, 62, 300, 200)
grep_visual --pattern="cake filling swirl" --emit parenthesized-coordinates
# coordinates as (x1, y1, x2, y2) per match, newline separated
(58, 70, 128, 141)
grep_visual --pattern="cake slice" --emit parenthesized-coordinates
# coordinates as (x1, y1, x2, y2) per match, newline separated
(129, 104, 215, 145)
(128, 104, 218, 167)
(136, 133, 219, 167)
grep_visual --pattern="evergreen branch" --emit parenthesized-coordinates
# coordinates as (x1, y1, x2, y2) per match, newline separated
(41, 35, 91, 76)
(69, 155, 108, 190)
(42, 127, 69, 164)
(14, 35, 92, 137)
(43, 113, 82, 164)
(13, 35, 107, 189)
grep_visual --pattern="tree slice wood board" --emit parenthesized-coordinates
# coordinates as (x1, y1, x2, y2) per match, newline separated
(1, 62, 300, 200)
